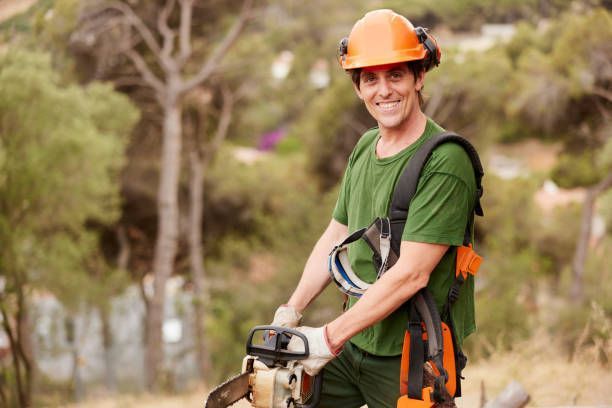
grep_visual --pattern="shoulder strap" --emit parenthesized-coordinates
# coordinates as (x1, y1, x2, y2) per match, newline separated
(388, 132, 484, 254)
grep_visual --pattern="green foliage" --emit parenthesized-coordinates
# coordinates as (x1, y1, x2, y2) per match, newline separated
(203, 149, 339, 379)
(552, 151, 604, 188)
(532, 204, 581, 279)
(289, 71, 375, 189)
(226, 0, 370, 145)
(467, 175, 539, 355)
(37, 0, 80, 42)
(507, 9, 611, 141)
(0, 48, 139, 309)
(425, 48, 513, 147)
(382, 0, 577, 29)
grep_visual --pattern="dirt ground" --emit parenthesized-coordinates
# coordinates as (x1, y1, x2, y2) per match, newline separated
(64, 341, 611, 408)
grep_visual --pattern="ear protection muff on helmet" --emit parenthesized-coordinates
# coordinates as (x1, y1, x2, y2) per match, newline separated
(338, 37, 349, 64)
(414, 26, 440, 71)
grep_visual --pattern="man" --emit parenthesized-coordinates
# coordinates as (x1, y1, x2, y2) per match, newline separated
(271, 9, 478, 408)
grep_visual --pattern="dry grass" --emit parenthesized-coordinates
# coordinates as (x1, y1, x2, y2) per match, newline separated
(457, 331, 612, 407)
(64, 334, 611, 408)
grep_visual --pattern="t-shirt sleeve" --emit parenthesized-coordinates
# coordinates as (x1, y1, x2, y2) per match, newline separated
(332, 165, 350, 225)
(401, 171, 472, 246)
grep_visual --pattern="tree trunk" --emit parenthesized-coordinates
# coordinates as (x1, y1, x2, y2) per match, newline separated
(66, 315, 85, 403)
(99, 307, 116, 392)
(188, 148, 212, 382)
(18, 303, 33, 408)
(1, 302, 26, 407)
(13, 284, 34, 407)
(570, 173, 612, 303)
(570, 189, 595, 303)
(146, 90, 183, 391)
(100, 225, 129, 392)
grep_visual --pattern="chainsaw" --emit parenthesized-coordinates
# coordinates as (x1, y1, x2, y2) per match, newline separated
(205, 325, 323, 408)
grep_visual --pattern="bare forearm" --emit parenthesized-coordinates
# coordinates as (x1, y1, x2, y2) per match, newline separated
(287, 220, 348, 313)
(326, 264, 425, 348)
(326, 241, 448, 350)
(287, 240, 332, 312)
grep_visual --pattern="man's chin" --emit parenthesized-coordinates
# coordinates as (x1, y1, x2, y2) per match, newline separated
(377, 118, 402, 130)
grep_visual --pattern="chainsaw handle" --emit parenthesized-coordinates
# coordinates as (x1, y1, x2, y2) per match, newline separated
(246, 326, 309, 364)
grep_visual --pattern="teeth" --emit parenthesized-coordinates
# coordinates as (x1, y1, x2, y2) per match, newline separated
(378, 101, 399, 110)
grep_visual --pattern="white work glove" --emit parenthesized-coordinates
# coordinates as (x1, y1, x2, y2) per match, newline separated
(271, 304, 302, 328)
(287, 326, 339, 376)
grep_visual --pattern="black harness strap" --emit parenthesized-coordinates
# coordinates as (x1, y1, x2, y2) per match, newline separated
(407, 289, 449, 400)
(389, 132, 484, 255)
(407, 300, 425, 400)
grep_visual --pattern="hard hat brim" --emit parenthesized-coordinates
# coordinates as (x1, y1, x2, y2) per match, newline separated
(341, 47, 428, 70)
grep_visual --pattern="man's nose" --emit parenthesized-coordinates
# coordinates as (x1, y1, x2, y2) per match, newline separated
(377, 78, 392, 98)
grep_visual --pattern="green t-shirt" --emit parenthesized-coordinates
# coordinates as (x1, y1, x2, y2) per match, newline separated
(332, 118, 477, 356)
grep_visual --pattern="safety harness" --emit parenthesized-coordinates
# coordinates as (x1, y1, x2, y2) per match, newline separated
(328, 132, 484, 407)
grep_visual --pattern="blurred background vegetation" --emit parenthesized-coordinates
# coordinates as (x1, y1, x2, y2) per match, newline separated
(0, 0, 610, 406)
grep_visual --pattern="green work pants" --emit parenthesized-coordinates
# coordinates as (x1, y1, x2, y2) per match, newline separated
(319, 341, 402, 408)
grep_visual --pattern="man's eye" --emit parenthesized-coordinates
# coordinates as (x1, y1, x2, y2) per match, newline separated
(390, 71, 403, 79)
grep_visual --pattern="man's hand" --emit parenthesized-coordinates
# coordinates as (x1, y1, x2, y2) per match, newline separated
(271, 305, 302, 328)
(287, 326, 340, 376)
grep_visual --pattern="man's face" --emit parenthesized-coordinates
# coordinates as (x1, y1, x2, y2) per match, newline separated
(353, 63, 424, 132)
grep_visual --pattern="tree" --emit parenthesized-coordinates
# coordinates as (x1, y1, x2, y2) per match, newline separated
(71, 0, 253, 390)
(503, 9, 612, 302)
(0, 49, 138, 407)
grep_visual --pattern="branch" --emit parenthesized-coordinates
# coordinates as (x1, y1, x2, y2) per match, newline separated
(591, 86, 612, 103)
(593, 171, 612, 196)
(71, 14, 125, 47)
(178, 0, 194, 63)
(124, 49, 165, 95)
(204, 86, 234, 166)
(138, 274, 151, 312)
(157, 0, 177, 66)
(112, 75, 149, 88)
(0, 304, 23, 403)
(180, 0, 253, 92)
(96, 1, 162, 58)
(116, 225, 131, 271)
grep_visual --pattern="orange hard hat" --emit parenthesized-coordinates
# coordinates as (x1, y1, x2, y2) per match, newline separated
(338, 9, 441, 71)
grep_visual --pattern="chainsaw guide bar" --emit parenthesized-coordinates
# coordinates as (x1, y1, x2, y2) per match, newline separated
(205, 371, 251, 408)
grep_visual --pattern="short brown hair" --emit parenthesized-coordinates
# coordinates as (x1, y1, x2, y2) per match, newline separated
(349, 60, 425, 106)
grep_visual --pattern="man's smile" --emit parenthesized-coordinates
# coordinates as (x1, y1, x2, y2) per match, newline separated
(376, 100, 401, 111)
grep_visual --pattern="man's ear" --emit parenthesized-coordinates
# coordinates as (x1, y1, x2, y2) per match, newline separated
(352, 81, 363, 100)
(415, 70, 425, 92)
